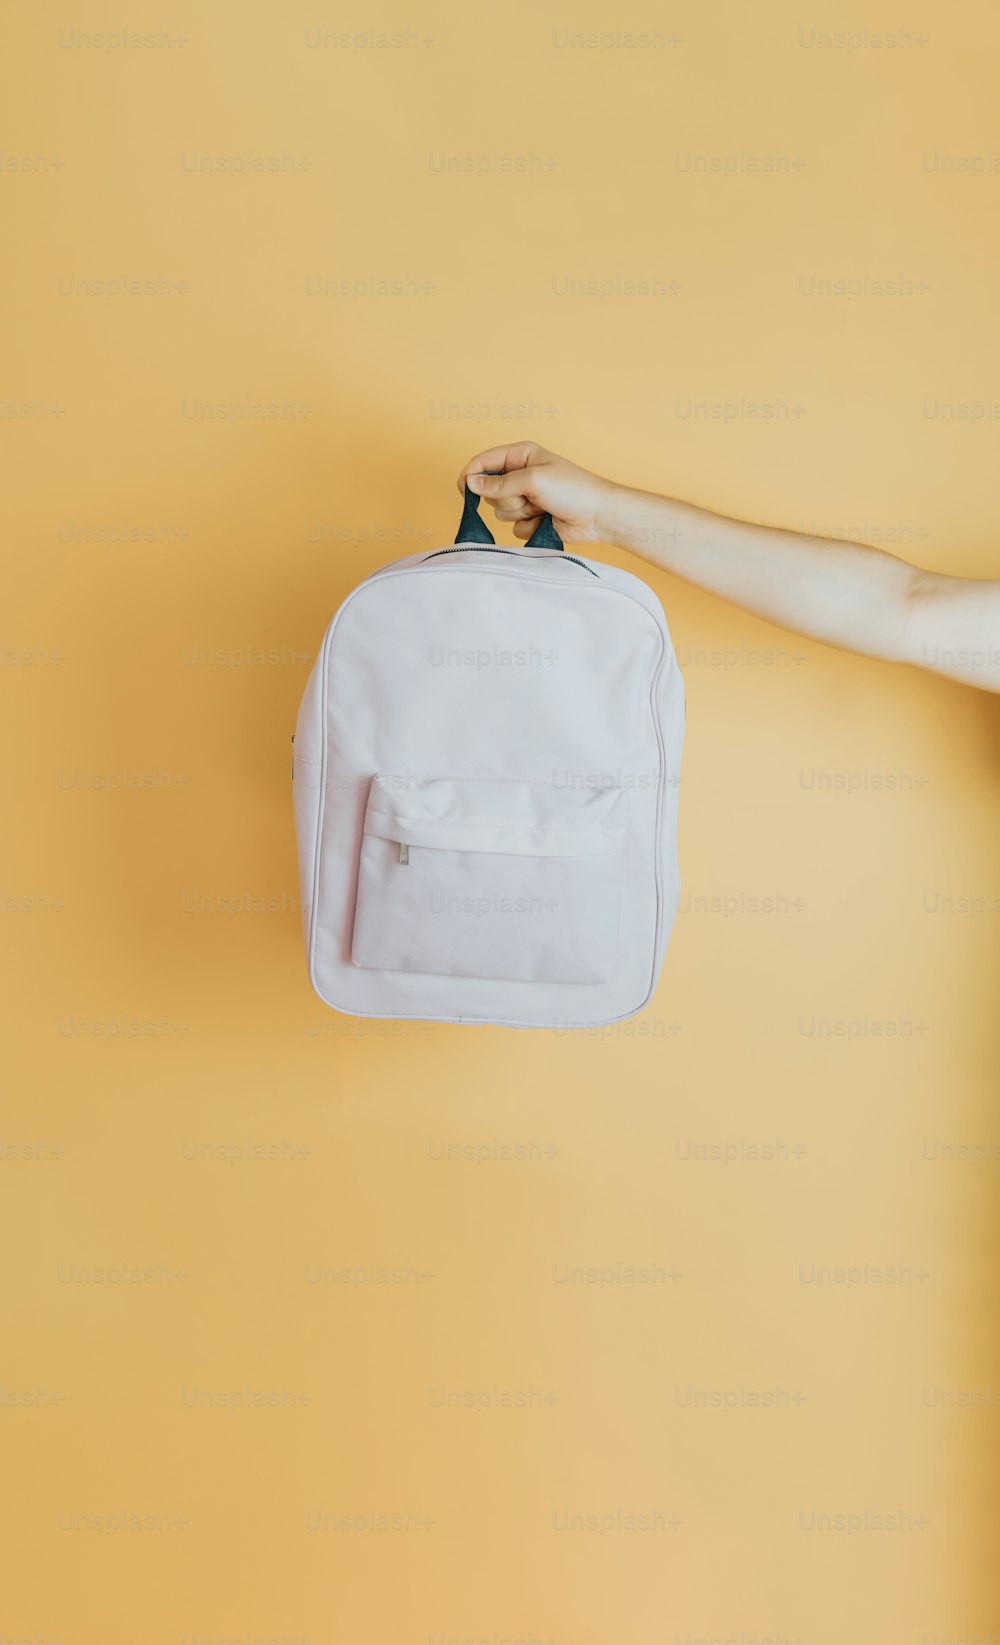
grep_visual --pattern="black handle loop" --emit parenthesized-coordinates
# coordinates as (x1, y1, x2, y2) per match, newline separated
(525, 512, 563, 549)
(456, 478, 563, 551)
(456, 482, 496, 545)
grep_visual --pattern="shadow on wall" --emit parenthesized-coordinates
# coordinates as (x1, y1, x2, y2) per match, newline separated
(978, 687, 1000, 774)
(967, 676, 1000, 1605)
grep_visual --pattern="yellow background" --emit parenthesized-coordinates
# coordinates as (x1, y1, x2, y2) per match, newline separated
(3, 0, 999, 1640)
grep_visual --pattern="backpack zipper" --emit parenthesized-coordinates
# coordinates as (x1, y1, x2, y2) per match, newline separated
(423, 545, 599, 578)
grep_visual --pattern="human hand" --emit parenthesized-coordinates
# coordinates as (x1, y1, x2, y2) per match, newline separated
(457, 443, 621, 545)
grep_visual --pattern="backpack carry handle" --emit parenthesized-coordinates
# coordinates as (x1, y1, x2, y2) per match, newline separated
(456, 479, 564, 551)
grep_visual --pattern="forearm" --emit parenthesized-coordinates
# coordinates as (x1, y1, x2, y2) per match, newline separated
(599, 484, 914, 664)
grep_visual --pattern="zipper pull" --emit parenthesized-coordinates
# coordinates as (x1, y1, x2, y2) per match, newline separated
(398, 843, 409, 865)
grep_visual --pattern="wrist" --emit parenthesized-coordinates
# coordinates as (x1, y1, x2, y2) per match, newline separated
(593, 479, 632, 545)
(594, 479, 652, 547)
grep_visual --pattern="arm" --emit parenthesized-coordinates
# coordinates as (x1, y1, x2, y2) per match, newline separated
(459, 444, 1000, 693)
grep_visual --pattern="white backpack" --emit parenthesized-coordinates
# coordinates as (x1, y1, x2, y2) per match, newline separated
(293, 487, 685, 1028)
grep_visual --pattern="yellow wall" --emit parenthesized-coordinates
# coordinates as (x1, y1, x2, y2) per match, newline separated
(4, 0, 999, 1640)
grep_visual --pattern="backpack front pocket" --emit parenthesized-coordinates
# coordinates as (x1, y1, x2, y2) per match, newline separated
(351, 776, 628, 985)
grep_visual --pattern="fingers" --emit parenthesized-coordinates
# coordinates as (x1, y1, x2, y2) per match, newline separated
(456, 442, 542, 495)
(465, 466, 547, 522)
(513, 516, 544, 540)
(491, 484, 540, 522)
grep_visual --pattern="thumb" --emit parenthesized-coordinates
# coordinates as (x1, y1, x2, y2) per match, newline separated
(469, 467, 543, 504)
